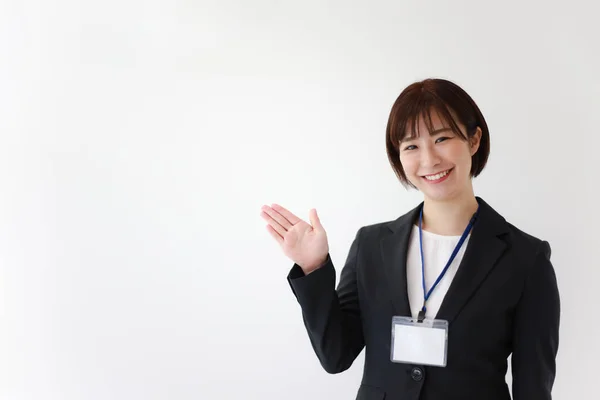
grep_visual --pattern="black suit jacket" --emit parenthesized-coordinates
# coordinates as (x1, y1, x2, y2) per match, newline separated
(287, 197, 560, 400)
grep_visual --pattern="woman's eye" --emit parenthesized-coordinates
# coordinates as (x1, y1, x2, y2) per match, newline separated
(404, 145, 417, 151)
(436, 136, 451, 143)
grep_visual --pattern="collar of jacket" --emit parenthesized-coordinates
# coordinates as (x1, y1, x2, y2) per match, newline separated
(380, 196, 509, 322)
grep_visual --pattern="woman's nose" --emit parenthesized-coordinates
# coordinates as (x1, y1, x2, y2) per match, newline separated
(420, 146, 441, 168)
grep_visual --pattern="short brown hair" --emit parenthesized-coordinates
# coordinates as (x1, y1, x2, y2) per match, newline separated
(385, 78, 490, 188)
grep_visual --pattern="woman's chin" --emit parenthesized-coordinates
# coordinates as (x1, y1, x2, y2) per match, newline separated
(420, 185, 464, 203)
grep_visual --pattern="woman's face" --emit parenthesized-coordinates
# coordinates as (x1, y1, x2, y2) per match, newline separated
(399, 111, 481, 203)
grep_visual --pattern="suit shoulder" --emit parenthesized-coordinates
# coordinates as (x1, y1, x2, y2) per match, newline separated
(504, 221, 551, 258)
(359, 220, 395, 233)
(355, 205, 419, 239)
(357, 214, 408, 237)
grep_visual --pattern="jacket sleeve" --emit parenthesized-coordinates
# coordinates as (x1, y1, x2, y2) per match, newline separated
(511, 240, 560, 400)
(286, 228, 365, 374)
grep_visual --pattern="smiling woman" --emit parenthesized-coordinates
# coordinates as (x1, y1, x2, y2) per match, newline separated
(386, 80, 489, 206)
(260, 78, 560, 400)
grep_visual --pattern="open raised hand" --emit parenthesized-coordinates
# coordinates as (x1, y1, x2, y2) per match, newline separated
(260, 204, 329, 275)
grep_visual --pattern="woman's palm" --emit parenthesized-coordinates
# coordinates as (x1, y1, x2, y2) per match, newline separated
(261, 204, 329, 274)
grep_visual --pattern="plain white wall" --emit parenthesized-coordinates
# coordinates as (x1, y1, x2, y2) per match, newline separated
(1, 1, 598, 399)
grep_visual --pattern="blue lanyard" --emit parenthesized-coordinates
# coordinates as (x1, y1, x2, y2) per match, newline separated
(417, 205, 479, 322)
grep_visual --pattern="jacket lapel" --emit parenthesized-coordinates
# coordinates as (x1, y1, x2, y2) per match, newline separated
(380, 203, 421, 317)
(379, 197, 509, 322)
(436, 197, 509, 323)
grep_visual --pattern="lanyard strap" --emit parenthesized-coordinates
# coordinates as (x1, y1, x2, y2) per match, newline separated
(417, 205, 479, 322)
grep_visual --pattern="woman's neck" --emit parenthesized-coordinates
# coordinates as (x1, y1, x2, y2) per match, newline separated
(420, 194, 479, 236)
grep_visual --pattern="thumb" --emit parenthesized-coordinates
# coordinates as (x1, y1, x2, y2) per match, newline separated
(308, 208, 324, 231)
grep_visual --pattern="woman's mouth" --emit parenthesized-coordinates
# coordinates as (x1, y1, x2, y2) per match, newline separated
(422, 168, 453, 183)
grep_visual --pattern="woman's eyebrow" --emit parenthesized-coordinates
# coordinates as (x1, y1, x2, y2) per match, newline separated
(430, 127, 452, 135)
(400, 127, 452, 143)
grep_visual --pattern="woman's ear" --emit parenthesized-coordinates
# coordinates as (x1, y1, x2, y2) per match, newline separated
(470, 127, 482, 156)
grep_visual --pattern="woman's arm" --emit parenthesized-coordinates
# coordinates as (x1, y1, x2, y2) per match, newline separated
(287, 228, 365, 374)
(511, 241, 560, 399)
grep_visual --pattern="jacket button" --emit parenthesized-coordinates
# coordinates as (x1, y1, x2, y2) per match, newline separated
(411, 367, 424, 382)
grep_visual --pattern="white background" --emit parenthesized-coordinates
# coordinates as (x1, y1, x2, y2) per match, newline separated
(1, 1, 598, 399)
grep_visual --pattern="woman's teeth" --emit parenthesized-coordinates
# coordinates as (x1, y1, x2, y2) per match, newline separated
(424, 169, 450, 181)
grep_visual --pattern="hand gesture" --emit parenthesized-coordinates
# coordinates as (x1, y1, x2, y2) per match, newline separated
(260, 204, 329, 275)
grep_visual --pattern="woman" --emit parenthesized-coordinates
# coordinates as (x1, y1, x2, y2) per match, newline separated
(260, 78, 560, 400)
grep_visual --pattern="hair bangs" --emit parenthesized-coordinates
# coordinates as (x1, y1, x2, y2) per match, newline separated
(392, 98, 467, 150)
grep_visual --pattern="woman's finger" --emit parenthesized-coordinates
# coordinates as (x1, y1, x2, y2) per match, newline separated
(308, 208, 323, 231)
(271, 203, 302, 225)
(266, 224, 283, 245)
(261, 205, 293, 230)
(260, 210, 287, 237)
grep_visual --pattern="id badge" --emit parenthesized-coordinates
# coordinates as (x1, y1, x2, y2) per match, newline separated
(390, 316, 449, 367)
